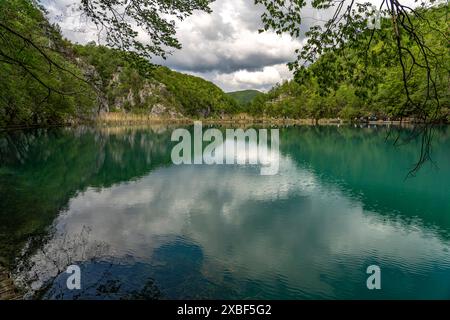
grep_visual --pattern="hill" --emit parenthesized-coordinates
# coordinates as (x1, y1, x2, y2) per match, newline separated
(247, 4, 449, 122)
(74, 44, 239, 118)
(0, 0, 239, 127)
(227, 90, 263, 106)
(1, 1, 448, 127)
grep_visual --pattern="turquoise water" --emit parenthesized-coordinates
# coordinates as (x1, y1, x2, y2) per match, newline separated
(0, 125, 449, 299)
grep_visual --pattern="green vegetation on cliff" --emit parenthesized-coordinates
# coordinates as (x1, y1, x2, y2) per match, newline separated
(74, 44, 240, 117)
(0, 0, 238, 127)
(248, 5, 449, 121)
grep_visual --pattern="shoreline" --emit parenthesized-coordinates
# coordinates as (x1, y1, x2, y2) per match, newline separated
(94, 113, 431, 126)
(1, 113, 447, 131)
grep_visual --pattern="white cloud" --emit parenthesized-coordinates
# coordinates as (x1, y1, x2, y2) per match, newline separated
(42, 0, 299, 91)
(23, 144, 450, 297)
(41, 0, 426, 91)
(212, 64, 294, 92)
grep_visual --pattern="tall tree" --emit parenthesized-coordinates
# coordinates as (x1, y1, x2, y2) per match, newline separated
(78, 0, 212, 59)
(256, 0, 449, 173)
(0, 0, 213, 102)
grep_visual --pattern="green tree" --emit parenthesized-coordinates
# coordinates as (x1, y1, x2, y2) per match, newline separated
(0, 0, 214, 123)
(79, 0, 212, 60)
(0, 0, 96, 126)
(256, 0, 448, 122)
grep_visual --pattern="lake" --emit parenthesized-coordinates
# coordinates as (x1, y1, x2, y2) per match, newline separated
(0, 125, 449, 299)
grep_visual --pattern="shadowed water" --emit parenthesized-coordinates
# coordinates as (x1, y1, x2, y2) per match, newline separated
(0, 125, 449, 299)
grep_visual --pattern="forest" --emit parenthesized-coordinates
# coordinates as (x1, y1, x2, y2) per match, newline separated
(247, 4, 449, 122)
(0, 0, 238, 127)
(1, 0, 450, 302)
(0, 0, 448, 127)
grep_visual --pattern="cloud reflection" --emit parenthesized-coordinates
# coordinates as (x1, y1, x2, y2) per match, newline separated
(23, 148, 450, 298)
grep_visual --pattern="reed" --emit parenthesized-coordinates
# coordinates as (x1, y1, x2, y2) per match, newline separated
(96, 112, 416, 127)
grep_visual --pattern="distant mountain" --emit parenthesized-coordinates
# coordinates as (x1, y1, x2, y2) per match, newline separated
(227, 90, 264, 106)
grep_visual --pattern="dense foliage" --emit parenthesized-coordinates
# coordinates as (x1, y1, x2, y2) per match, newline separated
(0, 0, 96, 127)
(74, 43, 239, 117)
(248, 5, 449, 121)
(0, 0, 237, 127)
(0, 1, 448, 127)
(78, 0, 212, 60)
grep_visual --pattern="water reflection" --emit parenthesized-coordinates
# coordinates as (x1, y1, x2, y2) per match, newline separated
(1, 125, 449, 299)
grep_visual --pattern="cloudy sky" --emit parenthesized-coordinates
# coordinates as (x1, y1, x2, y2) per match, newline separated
(41, 0, 420, 92)
(41, 0, 309, 92)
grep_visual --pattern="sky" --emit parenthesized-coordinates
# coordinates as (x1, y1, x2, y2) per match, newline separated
(41, 0, 421, 92)
(41, 0, 308, 92)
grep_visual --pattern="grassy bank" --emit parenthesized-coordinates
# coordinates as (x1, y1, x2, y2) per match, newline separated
(0, 113, 440, 131)
(97, 112, 428, 126)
